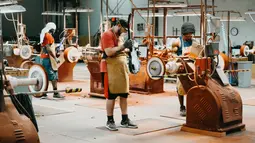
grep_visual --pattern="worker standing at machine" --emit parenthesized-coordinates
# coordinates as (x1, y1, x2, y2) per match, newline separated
(172, 22, 197, 117)
(39, 22, 64, 99)
(101, 19, 138, 131)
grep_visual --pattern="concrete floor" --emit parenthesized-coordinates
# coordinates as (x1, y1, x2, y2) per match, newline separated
(33, 63, 255, 143)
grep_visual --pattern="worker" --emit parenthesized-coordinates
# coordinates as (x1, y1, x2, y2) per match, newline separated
(101, 19, 138, 131)
(39, 22, 64, 99)
(172, 22, 197, 116)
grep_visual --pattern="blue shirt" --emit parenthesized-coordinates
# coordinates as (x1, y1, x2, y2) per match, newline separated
(176, 36, 193, 56)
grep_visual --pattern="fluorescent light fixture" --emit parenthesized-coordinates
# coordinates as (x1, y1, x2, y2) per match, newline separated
(104, 15, 129, 18)
(0, 0, 17, 6)
(140, 13, 173, 17)
(42, 11, 71, 16)
(245, 11, 255, 14)
(149, 2, 187, 8)
(220, 17, 246, 22)
(63, 8, 94, 13)
(0, 5, 26, 13)
(174, 11, 212, 17)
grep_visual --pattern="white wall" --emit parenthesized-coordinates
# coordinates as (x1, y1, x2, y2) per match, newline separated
(79, 0, 255, 52)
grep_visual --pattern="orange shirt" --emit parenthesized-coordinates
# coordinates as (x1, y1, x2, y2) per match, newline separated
(42, 33, 54, 47)
(41, 33, 54, 58)
(100, 29, 118, 72)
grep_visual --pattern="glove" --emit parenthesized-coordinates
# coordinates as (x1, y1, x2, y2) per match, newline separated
(123, 39, 133, 50)
(55, 58, 60, 64)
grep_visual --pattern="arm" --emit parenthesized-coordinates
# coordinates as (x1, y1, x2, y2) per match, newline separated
(102, 32, 125, 57)
(104, 45, 124, 57)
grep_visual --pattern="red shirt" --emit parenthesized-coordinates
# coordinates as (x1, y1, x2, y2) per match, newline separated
(100, 29, 118, 72)
(101, 29, 118, 50)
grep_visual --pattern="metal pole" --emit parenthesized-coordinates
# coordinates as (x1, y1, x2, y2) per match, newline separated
(131, 9, 135, 39)
(75, 10, 78, 39)
(163, 8, 167, 46)
(0, 14, 5, 112)
(63, 8, 66, 29)
(4, 90, 67, 97)
(151, 0, 156, 56)
(88, 13, 91, 45)
(106, 0, 109, 26)
(204, 0, 207, 45)
(4, 88, 82, 97)
(227, 11, 231, 69)
(63, 8, 66, 47)
(212, 0, 215, 16)
(100, 0, 103, 36)
(200, 0, 204, 45)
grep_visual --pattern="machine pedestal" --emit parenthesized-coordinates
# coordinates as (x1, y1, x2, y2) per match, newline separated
(129, 62, 164, 94)
(87, 61, 104, 98)
(58, 61, 76, 82)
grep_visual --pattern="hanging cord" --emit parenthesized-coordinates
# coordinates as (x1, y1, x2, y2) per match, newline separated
(248, 14, 255, 23)
(221, 22, 228, 51)
(179, 58, 195, 82)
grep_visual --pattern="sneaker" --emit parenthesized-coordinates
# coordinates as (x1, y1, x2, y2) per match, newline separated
(40, 94, 48, 99)
(120, 119, 138, 129)
(180, 106, 186, 117)
(106, 120, 118, 131)
(53, 93, 65, 99)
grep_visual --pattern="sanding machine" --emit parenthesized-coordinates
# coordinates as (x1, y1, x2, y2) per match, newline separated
(147, 41, 246, 136)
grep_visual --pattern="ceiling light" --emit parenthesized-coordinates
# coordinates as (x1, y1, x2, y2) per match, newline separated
(0, 5, 26, 13)
(149, 3, 187, 8)
(220, 17, 246, 22)
(63, 8, 94, 13)
(140, 13, 173, 17)
(174, 11, 212, 17)
(245, 11, 255, 14)
(42, 11, 71, 16)
(0, 0, 17, 6)
(104, 15, 129, 18)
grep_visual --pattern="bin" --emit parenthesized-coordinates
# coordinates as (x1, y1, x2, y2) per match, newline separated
(237, 61, 253, 88)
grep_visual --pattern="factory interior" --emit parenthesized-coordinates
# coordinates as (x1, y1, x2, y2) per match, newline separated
(1, 0, 255, 142)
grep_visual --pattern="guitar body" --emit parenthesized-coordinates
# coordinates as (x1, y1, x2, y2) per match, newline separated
(128, 40, 141, 74)
(127, 14, 141, 74)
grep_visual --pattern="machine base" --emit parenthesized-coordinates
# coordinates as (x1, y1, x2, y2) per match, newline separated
(181, 124, 246, 137)
(58, 61, 77, 82)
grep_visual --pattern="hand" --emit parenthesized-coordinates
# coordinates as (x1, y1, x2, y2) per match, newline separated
(123, 39, 133, 50)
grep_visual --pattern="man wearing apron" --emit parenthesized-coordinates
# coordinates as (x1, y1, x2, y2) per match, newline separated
(101, 19, 138, 131)
(39, 22, 64, 99)
(172, 22, 196, 116)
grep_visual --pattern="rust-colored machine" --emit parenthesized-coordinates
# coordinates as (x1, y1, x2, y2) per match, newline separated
(147, 44, 246, 136)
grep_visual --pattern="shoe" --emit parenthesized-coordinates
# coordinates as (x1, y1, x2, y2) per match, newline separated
(40, 94, 47, 99)
(106, 120, 118, 131)
(180, 106, 186, 117)
(53, 93, 65, 99)
(120, 119, 138, 129)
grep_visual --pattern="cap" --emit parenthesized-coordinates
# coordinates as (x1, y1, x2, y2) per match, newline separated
(181, 22, 195, 35)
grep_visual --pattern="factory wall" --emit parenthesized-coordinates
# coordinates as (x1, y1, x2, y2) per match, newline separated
(79, 0, 255, 52)
(4, 0, 253, 49)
